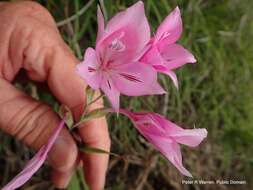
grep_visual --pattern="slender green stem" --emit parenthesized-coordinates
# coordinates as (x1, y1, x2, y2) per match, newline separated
(86, 94, 105, 108)
(72, 117, 89, 129)
(57, 0, 95, 27)
(99, 0, 108, 22)
(71, 94, 105, 129)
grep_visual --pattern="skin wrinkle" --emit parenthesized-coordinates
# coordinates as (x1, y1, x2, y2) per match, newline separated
(22, 107, 53, 149)
(23, 44, 41, 79)
(0, 95, 27, 132)
(2, 27, 15, 81)
(1, 101, 26, 134)
(9, 22, 32, 77)
(12, 102, 42, 140)
(21, 25, 43, 78)
(0, 93, 25, 108)
(8, 17, 32, 81)
(0, 96, 55, 149)
(38, 44, 57, 82)
(32, 115, 55, 148)
(22, 25, 64, 82)
(16, 103, 55, 145)
(6, 40, 14, 81)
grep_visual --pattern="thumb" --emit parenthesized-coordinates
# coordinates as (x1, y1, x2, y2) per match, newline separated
(0, 78, 78, 188)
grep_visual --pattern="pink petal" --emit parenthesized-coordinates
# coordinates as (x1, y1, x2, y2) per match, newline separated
(96, 6, 105, 44)
(131, 116, 193, 177)
(76, 48, 102, 90)
(164, 70, 179, 89)
(159, 43, 196, 70)
(152, 65, 179, 89)
(101, 77, 120, 110)
(117, 110, 207, 177)
(139, 125, 192, 177)
(140, 46, 164, 66)
(112, 62, 165, 96)
(140, 45, 179, 89)
(96, 1, 150, 65)
(106, 1, 150, 46)
(134, 43, 152, 61)
(2, 119, 65, 190)
(169, 128, 208, 147)
(154, 6, 182, 44)
(165, 142, 193, 177)
(151, 113, 207, 147)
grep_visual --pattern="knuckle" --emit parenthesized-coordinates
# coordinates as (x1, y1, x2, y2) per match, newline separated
(16, 1, 51, 18)
(1, 1, 42, 17)
(0, 2, 60, 81)
(3, 1, 55, 28)
(20, 27, 62, 81)
(21, 1, 45, 10)
(21, 1, 56, 27)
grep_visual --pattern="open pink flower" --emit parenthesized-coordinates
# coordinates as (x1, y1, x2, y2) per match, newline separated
(140, 7, 196, 88)
(76, 1, 165, 110)
(2, 119, 65, 190)
(119, 109, 207, 177)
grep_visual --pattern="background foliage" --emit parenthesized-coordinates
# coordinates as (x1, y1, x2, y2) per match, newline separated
(0, 0, 253, 189)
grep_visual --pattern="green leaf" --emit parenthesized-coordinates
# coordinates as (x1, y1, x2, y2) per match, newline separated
(74, 108, 109, 128)
(68, 169, 90, 190)
(68, 172, 80, 190)
(58, 105, 74, 129)
(85, 86, 95, 105)
(83, 107, 108, 120)
(79, 145, 121, 158)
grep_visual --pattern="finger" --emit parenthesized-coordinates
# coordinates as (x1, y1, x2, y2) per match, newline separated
(44, 45, 111, 190)
(51, 170, 74, 189)
(79, 112, 110, 190)
(0, 78, 78, 188)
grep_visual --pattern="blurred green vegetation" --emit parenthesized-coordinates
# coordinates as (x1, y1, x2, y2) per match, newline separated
(1, 0, 253, 189)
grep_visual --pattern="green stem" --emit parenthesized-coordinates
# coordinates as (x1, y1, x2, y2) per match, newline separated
(71, 94, 105, 129)
(86, 94, 105, 108)
(57, 0, 95, 27)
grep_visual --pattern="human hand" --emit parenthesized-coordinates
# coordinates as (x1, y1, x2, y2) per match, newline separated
(0, 1, 110, 189)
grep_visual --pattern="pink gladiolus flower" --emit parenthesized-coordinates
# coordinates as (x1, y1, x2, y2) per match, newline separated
(140, 7, 197, 88)
(76, 1, 165, 110)
(2, 119, 65, 190)
(119, 109, 207, 177)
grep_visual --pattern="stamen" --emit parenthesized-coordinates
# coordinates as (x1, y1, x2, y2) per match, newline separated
(108, 32, 126, 52)
(109, 39, 126, 52)
(161, 31, 171, 40)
